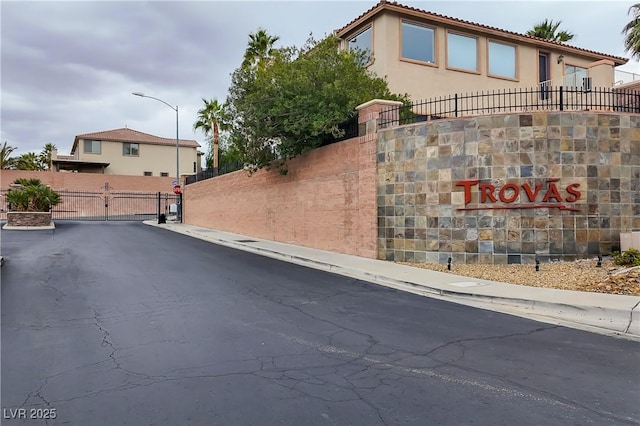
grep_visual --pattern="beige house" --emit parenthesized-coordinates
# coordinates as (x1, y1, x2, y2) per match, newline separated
(335, 1, 628, 101)
(53, 128, 202, 178)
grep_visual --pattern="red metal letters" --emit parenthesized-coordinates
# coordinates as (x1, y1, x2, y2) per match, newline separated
(455, 179, 582, 211)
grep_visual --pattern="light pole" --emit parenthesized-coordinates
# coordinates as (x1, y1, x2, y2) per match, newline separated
(132, 92, 179, 188)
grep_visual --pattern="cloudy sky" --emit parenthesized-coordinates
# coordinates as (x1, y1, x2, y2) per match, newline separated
(2, 0, 638, 158)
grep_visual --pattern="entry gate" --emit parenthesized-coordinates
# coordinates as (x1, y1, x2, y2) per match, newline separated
(0, 189, 181, 222)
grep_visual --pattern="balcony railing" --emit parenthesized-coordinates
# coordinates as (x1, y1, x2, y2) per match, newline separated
(614, 69, 640, 86)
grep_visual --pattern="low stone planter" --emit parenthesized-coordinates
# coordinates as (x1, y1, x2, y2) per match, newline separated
(5, 211, 53, 228)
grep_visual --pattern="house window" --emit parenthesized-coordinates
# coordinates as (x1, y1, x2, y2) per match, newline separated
(83, 140, 101, 154)
(143, 171, 152, 176)
(447, 32, 478, 72)
(347, 25, 372, 65)
(401, 21, 435, 64)
(488, 41, 516, 79)
(122, 143, 139, 156)
(160, 172, 169, 177)
(564, 65, 588, 88)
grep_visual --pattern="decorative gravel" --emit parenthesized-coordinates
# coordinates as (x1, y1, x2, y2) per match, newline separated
(399, 258, 640, 296)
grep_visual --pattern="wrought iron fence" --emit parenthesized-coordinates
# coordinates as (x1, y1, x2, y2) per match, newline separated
(319, 115, 360, 146)
(0, 189, 179, 221)
(185, 161, 245, 185)
(381, 86, 640, 127)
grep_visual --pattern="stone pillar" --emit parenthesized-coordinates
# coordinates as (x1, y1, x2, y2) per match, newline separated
(356, 99, 404, 135)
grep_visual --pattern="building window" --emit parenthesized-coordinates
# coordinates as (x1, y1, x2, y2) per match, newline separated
(488, 40, 516, 79)
(401, 21, 435, 64)
(347, 25, 372, 65)
(143, 171, 152, 176)
(83, 140, 101, 154)
(123, 142, 139, 156)
(564, 65, 588, 88)
(160, 172, 169, 177)
(447, 32, 478, 72)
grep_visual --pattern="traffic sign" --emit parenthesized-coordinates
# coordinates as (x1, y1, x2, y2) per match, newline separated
(173, 185, 182, 195)
(172, 180, 178, 185)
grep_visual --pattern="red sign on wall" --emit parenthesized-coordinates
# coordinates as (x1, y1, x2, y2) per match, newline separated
(455, 179, 581, 211)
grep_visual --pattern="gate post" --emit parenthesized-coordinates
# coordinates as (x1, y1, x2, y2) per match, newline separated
(157, 192, 161, 219)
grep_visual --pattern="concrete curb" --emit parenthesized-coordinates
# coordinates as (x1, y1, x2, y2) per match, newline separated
(2, 222, 55, 231)
(145, 222, 640, 340)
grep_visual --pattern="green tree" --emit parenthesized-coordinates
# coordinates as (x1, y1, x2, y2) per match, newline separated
(193, 98, 228, 170)
(226, 34, 407, 173)
(15, 152, 43, 170)
(623, 3, 640, 60)
(241, 28, 280, 69)
(203, 132, 242, 169)
(0, 141, 17, 169)
(527, 19, 574, 43)
(39, 143, 57, 170)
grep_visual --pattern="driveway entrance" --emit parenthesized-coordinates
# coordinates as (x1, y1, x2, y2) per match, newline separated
(0, 189, 179, 221)
(2, 222, 638, 425)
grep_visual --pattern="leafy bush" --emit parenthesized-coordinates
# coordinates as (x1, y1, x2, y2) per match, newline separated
(5, 178, 61, 212)
(611, 248, 640, 267)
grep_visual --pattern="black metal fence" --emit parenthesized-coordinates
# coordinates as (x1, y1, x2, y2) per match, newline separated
(319, 115, 360, 146)
(185, 161, 245, 185)
(381, 86, 640, 127)
(0, 190, 180, 221)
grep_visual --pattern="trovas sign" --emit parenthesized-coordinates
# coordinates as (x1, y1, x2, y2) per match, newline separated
(456, 179, 582, 212)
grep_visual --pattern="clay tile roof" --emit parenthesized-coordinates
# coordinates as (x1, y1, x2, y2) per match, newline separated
(334, 0, 627, 65)
(73, 128, 200, 153)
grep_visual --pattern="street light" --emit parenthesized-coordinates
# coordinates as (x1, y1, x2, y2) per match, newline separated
(131, 92, 179, 188)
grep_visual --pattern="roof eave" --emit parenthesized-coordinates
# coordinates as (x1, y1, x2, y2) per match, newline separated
(335, 1, 627, 66)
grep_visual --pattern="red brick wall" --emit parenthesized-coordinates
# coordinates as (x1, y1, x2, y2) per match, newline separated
(0, 170, 174, 192)
(184, 135, 378, 258)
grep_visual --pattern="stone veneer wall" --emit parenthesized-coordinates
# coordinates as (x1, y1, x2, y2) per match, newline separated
(7, 212, 52, 227)
(376, 112, 640, 264)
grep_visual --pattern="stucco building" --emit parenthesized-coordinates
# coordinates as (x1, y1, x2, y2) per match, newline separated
(335, 1, 627, 100)
(52, 128, 202, 177)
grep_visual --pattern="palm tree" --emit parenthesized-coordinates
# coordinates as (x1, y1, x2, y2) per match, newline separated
(6, 178, 61, 212)
(623, 3, 640, 60)
(193, 98, 228, 170)
(0, 141, 17, 169)
(241, 29, 280, 69)
(39, 143, 57, 171)
(527, 19, 574, 43)
(15, 152, 43, 170)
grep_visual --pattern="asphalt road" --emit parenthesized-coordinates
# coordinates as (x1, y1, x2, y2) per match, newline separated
(2, 222, 639, 426)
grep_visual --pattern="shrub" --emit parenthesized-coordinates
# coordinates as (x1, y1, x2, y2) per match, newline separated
(5, 178, 61, 212)
(611, 248, 640, 267)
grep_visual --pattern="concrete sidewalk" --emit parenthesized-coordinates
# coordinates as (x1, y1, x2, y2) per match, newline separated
(144, 221, 640, 340)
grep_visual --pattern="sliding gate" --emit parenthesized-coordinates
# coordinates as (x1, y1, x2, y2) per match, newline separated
(45, 190, 180, 221)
